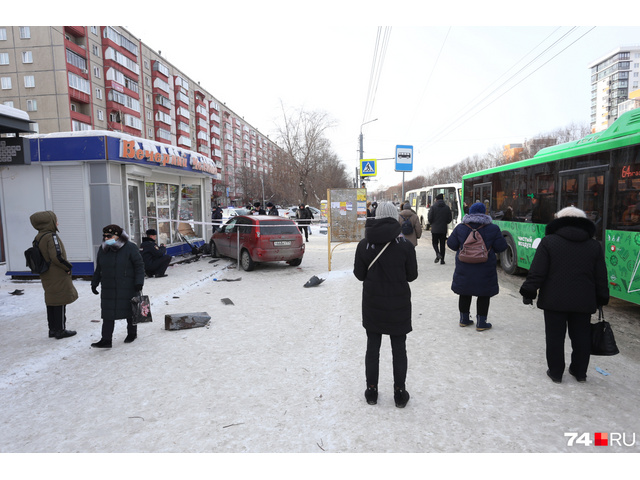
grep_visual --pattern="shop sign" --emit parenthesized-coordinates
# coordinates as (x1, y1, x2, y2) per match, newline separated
(0, 136, 30, 165)
(119, 139, 217, 175)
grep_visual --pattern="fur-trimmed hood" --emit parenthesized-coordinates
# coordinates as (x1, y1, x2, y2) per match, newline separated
(545, 216, 595, 241)
(462, 213, 492, 225)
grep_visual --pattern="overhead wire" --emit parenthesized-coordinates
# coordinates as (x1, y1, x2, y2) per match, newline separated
(362, 27, 391, 125)
(421, 26, 589, 150)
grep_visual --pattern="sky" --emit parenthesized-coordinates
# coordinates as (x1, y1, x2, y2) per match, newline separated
(13, 2, 640, 191)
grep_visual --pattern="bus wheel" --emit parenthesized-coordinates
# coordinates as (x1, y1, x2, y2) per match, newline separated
(500, 235, 518, 275)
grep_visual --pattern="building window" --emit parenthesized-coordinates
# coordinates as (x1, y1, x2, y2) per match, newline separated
(0, 52, 9, 65)
(22, 51, 33, 63)
(0, 28, 7, 41)
(148, 127, 153, 138)
(72, 120, 91, 131)
(92, 44, 100, 57)
(3, 101, 14, 107)
(66, 49, 87, 71)
(26, 99, 37, 111)
(97, 109, 104, 121)
(95, 87, 103, 100)
(19, 27, 30, 39)
(68, 72, 91, 94)
(93, 66, 101, 78)
(90, 26, 98, 35)
(24, 75, 35, 88)
(1, 77, 12, 89)
(145, 182, 203, 243)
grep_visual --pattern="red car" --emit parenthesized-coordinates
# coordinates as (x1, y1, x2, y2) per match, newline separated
(210, 215, 305, 271)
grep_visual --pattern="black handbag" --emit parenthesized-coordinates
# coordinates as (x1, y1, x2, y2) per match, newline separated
(591, 307, 619, 356)
(131, 291, 153, 324)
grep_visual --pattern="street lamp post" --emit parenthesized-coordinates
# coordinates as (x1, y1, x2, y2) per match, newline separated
(358, 118, 378, 186)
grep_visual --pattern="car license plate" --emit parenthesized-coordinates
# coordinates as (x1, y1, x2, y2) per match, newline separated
(273, 240, 291, 246)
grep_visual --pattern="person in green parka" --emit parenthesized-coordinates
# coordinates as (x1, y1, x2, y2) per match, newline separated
(90, 224, 145, 348)
(29, 211, 78, 339)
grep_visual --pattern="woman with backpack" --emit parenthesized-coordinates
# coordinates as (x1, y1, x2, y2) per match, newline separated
(446, 201, 507, 331)
(398, 203, 422, 247)
(29, 210, 78, 339)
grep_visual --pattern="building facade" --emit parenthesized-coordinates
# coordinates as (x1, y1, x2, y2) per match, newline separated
(0, 25, 279, 205)
(589, 46, 640, 132)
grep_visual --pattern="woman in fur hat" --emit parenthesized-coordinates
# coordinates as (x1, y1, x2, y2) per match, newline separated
(90, 224, 145, 348)
(354, 201, 418, 408)
(520, 206, 609, 383)
(447, 201, 507, 331)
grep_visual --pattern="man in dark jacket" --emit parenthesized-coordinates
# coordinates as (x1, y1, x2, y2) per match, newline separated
(140, 229, 172, 278)
(296, 203, 312, 242)
(354, 202, 418, 408)
(520, 206, 609, 383)
(266, 202, 279, 216)
(428, 193, 453, 264)
(211, 205, 223, 232)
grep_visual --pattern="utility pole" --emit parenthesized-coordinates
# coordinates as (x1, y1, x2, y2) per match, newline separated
(358, 118, 378, 186)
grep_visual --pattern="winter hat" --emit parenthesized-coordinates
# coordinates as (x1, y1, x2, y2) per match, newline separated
(375, 201, 399, 220)
(555, 206, 587, 219)
(469, 202, 486, 215)
(266, 202, 274, 208)
(402, 203, 412, 210)
(253, 202, 261, 208)
(146, 228, 157, 236)
(436, 193, 444, 200)
(103, 224, 123, 236)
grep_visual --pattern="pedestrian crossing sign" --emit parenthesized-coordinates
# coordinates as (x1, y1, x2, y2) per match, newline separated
(360, 159, 377, 176)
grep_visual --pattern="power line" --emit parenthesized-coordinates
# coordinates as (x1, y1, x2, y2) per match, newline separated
(362, 27, 391, 124)
(422, 26, 587, 150)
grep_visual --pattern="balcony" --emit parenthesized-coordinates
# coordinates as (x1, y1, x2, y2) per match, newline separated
(64, 26, 86, 38)
(69, 88, 90, 104)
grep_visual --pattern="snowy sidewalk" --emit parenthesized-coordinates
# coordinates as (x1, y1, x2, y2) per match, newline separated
(1, 230, 639, 455)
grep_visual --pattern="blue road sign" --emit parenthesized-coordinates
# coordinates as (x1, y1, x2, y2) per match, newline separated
(395, 145, 413, 172)
(360, 158, 377, 176)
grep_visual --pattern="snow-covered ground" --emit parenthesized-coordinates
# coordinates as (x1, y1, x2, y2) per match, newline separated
(1, 225, 638, 476)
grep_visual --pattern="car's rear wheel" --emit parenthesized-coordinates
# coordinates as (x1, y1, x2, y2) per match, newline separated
(210, 239, 219, 258)
(288, 257, 302, 267)
(240, 249, 255, 271)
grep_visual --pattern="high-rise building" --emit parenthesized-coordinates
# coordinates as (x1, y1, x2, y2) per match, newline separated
(0, 25, 278, 203)
(589, 46, 640, 132)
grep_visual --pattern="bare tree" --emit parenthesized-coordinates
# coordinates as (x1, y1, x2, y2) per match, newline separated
(275, 104, 341, 206)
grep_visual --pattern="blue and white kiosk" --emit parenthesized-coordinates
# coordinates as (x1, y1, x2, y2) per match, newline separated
(1, 128, 221, 277)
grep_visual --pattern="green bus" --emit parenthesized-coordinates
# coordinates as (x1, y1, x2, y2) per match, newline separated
(462, 108, 640, 305)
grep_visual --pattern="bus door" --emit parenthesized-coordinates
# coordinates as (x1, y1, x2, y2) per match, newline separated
(472, 182, 492, 212)
(558, 166, 609, 241)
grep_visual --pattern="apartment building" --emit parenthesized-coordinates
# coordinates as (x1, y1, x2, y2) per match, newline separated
(0, 25, 278, 204)
(589, 46, 640, 132)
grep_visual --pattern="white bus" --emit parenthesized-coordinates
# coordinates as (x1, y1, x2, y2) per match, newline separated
(405, 183, 463, 235)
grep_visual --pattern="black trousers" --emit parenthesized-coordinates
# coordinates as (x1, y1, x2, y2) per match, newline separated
(432, 232, 447, 259)
(146, 255, 171, 277)
(101, 316, 136, 341)
(298, 224, 309, 240)
(365, 331, 407, 390)
(458, 295, 490, 317)
(544, 310, 591, 379)
(46, 305, 67, 333)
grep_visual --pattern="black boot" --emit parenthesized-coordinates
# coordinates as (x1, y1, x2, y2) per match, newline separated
(55, 329, 77, 339)
(364, 385, 378, 405)
(124, 325, 137, 343)
(394, 388, 410, 408)
(91, 339, 112, 348)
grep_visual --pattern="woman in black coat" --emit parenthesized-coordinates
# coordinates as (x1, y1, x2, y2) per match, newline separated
(90, 224, 145, 348)
(354, 202, 418, 408)
(520, 207, 609, 383)
(447, 201, 507, 331)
